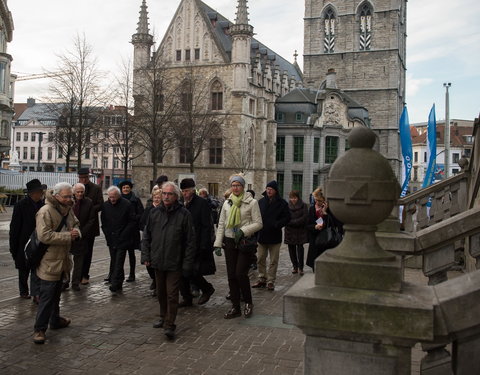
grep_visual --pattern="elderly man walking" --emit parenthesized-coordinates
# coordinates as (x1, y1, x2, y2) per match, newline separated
(142, 181, 196, 340)
(9, 179, 46, 301)
(178, 178, 216, 307)
(70, 183, 95, 291)
(101, 186, 136, 295)
(77, 168, 103, 285)
(33, 182, 81, 344)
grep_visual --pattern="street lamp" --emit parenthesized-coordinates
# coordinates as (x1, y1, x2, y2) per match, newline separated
(443, 82, 451, 178)
(35, 131, 46, 171)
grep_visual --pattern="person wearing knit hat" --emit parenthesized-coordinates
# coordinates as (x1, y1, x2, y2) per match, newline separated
(252, 180, 291, 291)
(214, 174, 262, 319)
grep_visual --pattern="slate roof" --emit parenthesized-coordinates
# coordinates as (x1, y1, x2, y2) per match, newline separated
(16, 103, 65, 123)
(197, 0, 302, 81)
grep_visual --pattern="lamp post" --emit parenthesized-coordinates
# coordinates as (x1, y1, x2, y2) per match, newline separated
(35, 131, 46, 171)
(443, 83, 451, 178)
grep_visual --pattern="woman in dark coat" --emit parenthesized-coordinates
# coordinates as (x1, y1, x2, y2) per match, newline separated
(306, 187, 343, 270)
(70, 183, 95, 291)
(119, 180, 144, 282)
(284, 190, 309, 275)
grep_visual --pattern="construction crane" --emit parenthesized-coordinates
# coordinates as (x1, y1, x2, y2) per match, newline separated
(14, 71, 71, 81)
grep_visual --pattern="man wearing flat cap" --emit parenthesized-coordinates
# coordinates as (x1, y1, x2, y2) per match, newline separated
(77, 168, 103, 285)
(9, 179, 46, 300)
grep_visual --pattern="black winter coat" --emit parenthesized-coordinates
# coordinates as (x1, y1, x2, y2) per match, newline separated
(257, 193, 291, 244)
(9, 196, 44, 269)
(84, 181, 103, 237)
(284, 200, 309, 245)
(121, 192, 144, 249)
(306, 206, 343, 269)
(184, 194, 216, 276)
(140, 200, 158, 231)
(141, 201, 196, 273)
(70, 197, 96, 255)
(101, 198, 137, 251)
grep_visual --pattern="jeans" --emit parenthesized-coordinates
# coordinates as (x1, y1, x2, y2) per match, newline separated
(155, 269, 181, 330)
(224, 238, 252, 306)
(34, 277, 63, 332)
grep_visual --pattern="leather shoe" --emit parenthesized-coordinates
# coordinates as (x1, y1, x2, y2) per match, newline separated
(51, 317, 71, 330)
(81, 278, 89, 285)
(178, 299, 193, 308)
(252, 280, 266, 288)
(224, 306, 242, 319)
(267, 282, 275, 291)
(33, 330, 46, 344)
(244, 303, 253, 318)
(153, 319, 164, 328)
(164, 326, 176, 340)
(126, 275, 135, 282)
(198, 288, 215, 305)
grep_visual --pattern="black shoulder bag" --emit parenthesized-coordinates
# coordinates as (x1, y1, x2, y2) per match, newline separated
(24, 215, 67, 269)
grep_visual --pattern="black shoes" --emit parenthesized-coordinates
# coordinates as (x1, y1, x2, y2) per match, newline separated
(126, 275, 135, 282)
(224, 306, 242, 319)
(164, 325, 176, 340)
(178, 299, 193, 308)
(244, 303, 253, 318)
(153, 319, 164, 328)
(198, 288, 215, 305)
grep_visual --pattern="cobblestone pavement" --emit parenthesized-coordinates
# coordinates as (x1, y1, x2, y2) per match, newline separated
(0, 207, 451, 374)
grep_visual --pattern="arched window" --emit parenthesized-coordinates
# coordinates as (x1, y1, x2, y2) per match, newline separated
(180, 80, 192, 111)
(323, 7, 336, 53)
(211, 80, 223, 111)
(359, 3, 372, 51)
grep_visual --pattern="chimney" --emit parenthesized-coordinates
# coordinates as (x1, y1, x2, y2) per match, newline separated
(326, 68, 337, 89)
(27, 97, 36, 107)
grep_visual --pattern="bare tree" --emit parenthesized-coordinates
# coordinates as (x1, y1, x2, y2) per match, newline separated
(46, 33, 109, 171)
(134, 57, 178, 182)
(227, 128, 254, 174)
(170, 65, 229, 173)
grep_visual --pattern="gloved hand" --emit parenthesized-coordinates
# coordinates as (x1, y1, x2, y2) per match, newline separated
(214, 247, 222, 256)
(234, 229, 244, 245)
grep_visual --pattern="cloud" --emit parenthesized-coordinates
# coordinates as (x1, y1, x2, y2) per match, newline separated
(406, 73, 434, 96)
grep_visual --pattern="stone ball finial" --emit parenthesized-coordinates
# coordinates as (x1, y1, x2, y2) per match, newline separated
(326, 126, 400, 226)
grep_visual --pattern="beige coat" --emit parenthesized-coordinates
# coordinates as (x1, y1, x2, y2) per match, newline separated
(214, 192, 263, 248)
(36, 190, 81, 281)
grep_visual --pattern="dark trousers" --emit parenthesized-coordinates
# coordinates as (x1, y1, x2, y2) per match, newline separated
(110, 247, 127, 291)
(155, 269, 181, 330)
(71, 253, 85, 286)
(19, 266, 40, 297)
(180, 274, 213, 301)
(146, 266, 155, 279)
(288, 244, 305, 270)
(34, 277, 63, 332)
(127, 249, 136, 277)
(224, 238, 252, 306)
(81, 236, 96, 280)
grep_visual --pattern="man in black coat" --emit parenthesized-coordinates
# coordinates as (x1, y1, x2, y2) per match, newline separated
(9, 179, 46, 299)
(101, 186, 136, 294)
(118, 180, 144, 282)
(252, 180, 291, 291)
(78, 168, 104, 285)
(178, 178, 216, 307)
(141, 181, 196, 340)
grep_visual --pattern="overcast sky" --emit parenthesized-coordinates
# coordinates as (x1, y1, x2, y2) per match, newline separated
(8, 0, 480, 123)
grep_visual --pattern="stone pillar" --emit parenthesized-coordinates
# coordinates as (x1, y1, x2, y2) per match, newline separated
(284, 127, 436, 375)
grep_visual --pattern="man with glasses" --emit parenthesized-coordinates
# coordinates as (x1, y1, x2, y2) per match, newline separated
(33, 182, 81, 344)
(142, 181, 196, 340)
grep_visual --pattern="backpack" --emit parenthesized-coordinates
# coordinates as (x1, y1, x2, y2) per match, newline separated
(24, 215, 67, 269)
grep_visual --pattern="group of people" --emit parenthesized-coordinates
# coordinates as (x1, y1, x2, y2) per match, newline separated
(9, 171, 343, 344)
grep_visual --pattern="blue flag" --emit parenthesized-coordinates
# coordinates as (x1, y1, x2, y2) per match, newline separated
(399, 106, 412, 197)
(422, 104, 437, 188)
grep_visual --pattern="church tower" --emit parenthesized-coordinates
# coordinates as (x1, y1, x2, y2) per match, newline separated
(131, 0, 154, 72)
(231, 0, 253, 94)
(303, 0, 407, 173)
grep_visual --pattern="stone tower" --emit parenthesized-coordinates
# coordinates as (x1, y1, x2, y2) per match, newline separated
(231, 0, 253, 94)
(303, 0, 407, 173)
(131, 0, 154, 72)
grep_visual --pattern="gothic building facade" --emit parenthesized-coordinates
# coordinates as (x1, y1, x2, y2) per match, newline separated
(303, 0, 407, 175)
(131, 0, 302, 196)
